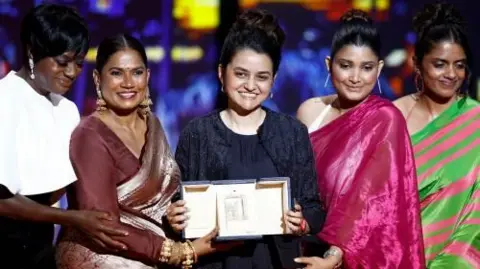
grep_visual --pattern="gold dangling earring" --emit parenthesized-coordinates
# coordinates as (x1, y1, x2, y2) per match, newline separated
(140, 86, 153, 115)
(96, 86, 107, 112)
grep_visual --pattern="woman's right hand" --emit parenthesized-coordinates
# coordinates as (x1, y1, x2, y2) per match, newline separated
(68, 210, 129, 251)
(191, 228, 243, 257)
(165, 200, 189, 233)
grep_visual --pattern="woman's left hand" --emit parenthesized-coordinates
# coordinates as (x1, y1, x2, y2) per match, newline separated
(294, 256, 339, 269)
(285, 202, 310, 235)
(294, 246, 343, 269)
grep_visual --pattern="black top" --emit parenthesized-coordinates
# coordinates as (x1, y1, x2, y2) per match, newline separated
(175, 108, 326, 269)
(0, 192, 56, 269)
(224, 130, 280, 269)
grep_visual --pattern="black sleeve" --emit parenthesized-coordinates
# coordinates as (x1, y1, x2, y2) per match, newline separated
(175, 123, 194, 183)
(294, 124, 325, 234)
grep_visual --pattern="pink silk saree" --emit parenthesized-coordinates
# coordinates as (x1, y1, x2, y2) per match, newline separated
(309, 95, 426, 268)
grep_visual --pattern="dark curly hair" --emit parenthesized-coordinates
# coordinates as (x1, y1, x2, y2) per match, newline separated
(330, 9, 381, 61)
(219, 9, 285, 75)
(413, 2, 473, 93)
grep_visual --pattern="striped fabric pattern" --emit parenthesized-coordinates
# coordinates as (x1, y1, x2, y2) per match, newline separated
(411, 97, 480, 268)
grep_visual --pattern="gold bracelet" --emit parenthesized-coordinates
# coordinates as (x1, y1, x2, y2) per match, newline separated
(159, 239, 173, 263)
(186, 240, 198, 263)
(169, 242, 184, 266)
(181, 242, 194, 269)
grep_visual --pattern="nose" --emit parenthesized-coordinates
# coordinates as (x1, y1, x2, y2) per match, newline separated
(121, 73, 134, 88)
(244, 77, 256, 91)
(64, 62, 80, 80)
(349, 69, 361, 84)
(444, 66, 457, 80)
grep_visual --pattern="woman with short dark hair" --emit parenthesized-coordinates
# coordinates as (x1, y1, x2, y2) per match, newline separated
(0, 4, 126, 268)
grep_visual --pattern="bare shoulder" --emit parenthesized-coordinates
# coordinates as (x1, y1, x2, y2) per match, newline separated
(393, 94, 416, 118)
(296, 94, 336, 127)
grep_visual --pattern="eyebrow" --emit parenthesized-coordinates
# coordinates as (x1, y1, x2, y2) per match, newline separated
(233, 66, 271, 75)
(432, 57, 467, 63)
(336, 58, 377, 65)
(108, 66, 145, 71)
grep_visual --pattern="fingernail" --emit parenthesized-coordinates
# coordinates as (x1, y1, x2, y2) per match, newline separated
(294, 258, 300, 262)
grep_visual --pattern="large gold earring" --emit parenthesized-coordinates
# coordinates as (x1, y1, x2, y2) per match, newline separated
(96, 86, 107, 112)
(140, 86, 153, 115)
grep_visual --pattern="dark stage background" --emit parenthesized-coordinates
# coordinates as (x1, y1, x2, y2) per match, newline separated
(1, 0, 479, 149)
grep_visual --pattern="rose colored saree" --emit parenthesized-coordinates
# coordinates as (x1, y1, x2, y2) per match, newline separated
(56, 115, 180, 268)
(309, 95, 426, 268)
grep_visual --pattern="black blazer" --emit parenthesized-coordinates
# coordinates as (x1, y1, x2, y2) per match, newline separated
(175, 108, 326, 268)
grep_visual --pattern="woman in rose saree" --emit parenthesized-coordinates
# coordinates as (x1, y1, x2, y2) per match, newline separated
(296, 10, 425, 269)
(394, 3, 479, 268)
(56, 34, 217, 269)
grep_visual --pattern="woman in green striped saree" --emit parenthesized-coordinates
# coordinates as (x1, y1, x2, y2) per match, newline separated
(395, 3, 479, 268)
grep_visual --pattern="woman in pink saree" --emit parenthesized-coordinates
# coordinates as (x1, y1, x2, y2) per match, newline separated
(296, 10, 426, 269)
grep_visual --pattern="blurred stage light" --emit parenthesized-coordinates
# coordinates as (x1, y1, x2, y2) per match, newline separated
(171, 45, 204, 62)
(385, 49, 407, 67)
(86, 46, 203, 63)
(173, 0, 219, 31)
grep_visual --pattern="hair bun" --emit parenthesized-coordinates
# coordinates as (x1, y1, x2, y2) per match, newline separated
(413, 3, 465, 37)
(340, 9, 373, 25)
(232, 9, 285, 46)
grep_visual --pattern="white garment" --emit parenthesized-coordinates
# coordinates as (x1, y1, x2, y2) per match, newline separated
(308, 104, 332, 133)
(0, 71, 80, 195)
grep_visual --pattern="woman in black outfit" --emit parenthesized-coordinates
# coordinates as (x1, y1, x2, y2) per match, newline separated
(167, 9, 332, 269)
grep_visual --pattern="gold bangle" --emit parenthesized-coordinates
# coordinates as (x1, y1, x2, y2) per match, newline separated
(169, 242, 184, 266)
(181, 242, 194, 269)
(186, 240, 198, 263)
(159, 239, 173, 263)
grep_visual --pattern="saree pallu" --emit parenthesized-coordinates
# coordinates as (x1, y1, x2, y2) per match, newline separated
(411, 97, 479, 268)
(56, 115, 180, 269)
(310, 95, 425, 268)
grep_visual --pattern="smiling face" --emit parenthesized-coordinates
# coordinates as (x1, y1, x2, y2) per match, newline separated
(327, 45, 383, 103)
(31, 51, 85, 95)
(93, 48, 150, 114)
(417, 41, 466, 99)
(219, 48, 274, 113)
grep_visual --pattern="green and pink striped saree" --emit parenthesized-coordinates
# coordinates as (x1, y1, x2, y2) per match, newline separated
(411, 97, 479, 268)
